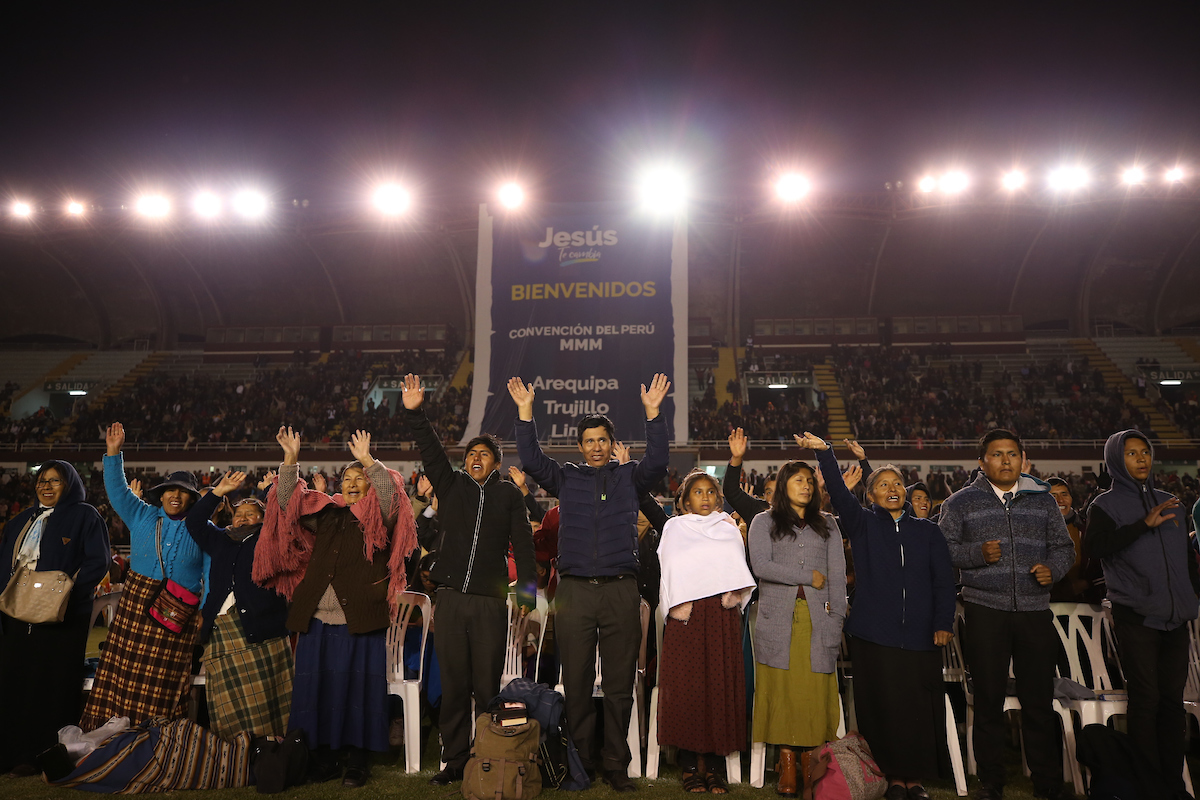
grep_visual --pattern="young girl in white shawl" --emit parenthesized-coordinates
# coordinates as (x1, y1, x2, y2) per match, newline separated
(658, 470, 755, 793)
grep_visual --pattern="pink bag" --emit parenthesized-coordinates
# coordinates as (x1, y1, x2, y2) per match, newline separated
(805, 731, 887, 800)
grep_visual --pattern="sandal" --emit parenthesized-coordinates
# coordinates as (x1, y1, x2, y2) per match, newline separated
(681, 771, 708, 793)
(705, 773, 729, 794)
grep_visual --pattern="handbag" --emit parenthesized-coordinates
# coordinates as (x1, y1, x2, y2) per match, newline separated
(0, 518, 78, 624)
(145, 520, 200, 634)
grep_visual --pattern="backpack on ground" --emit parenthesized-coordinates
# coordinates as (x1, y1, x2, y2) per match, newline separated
(1074, 723, 1143, 800)
(462, 712, 542, 800)
(494, 677, 590, 790)
(251, 729, 308, 794)
(805, 731, 887, 800)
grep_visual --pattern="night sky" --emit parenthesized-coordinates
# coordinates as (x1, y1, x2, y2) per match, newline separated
(3, 1, 1199, 206)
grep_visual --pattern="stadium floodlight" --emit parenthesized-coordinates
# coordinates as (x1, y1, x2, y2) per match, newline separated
(939, 171, 970, 194)
(193, 192, 222, 218)
(637, 165, 688, 214)
(232, 190, 268, 219)
(12, 201, 33, 218)
(917, 176, 936, 193)
(1048, 166, 1089, 192)
(775, 173, 811, 202)
(136, 195, 170, 217)
(1121, 166, 1146, 185)
(1001, 170, 1026, 191)
(1166, 166, 1185, 183)
(497, 182, 525, 210)
(66, 201, 85, 216)
(373, 184, 411, 215)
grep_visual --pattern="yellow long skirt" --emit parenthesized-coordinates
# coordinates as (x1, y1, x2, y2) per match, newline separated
(752, 598, 840, 747)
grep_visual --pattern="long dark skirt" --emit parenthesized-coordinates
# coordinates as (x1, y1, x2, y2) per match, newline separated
(848, 635, 945, 779)
(290, 618, 389, 752)
(0, 610, 91, 770)
(658, 596, 746, 755)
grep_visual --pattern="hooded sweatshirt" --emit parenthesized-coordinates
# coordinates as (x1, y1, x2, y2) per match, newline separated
(1086, 430, 1198, 631)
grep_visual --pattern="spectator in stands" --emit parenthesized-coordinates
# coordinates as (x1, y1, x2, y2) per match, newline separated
(747, 459, 846, 799)
(0, 461, 110, 776)
(185, 471, 292, 741)
(801, 434, 954, 800)
(81, 424, 207, 733)
(508, 373, 671, 792)
(255, 426, 417, 788)
(938, 430, 1075, 800)
(657, 471, 754, 794)
(1086, 431, 1197, 800)
(401, 374, 536, 786)
(1046, 477, 1103, 603)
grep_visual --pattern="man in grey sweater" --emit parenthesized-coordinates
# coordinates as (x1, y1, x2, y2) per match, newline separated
(939, 430, 1074, 800)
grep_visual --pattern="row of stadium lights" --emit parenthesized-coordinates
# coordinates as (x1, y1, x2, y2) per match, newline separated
(6, 163, 1192, 221)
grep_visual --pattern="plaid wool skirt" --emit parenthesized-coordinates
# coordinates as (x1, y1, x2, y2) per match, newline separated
(202, 608, 294, 740)
(80, 571, 202, 732)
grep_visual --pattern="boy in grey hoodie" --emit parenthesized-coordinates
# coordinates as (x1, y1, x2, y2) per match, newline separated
(939, 429, 1074, 800)
(1086, 430, 1197, 800)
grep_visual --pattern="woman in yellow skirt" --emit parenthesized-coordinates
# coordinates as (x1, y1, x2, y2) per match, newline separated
(747, 459, 847, 797)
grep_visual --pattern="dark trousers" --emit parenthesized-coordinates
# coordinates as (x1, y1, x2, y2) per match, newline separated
(1112, 603, 1190, 794)
(556, 575, 641, 773)
(963, 602, 1062, 793)
(433, 588, 507, 769)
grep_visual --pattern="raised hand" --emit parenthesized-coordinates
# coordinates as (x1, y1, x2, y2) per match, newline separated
(1021, 453, 1033, 475)
(507, 377, 535, 421)
(640, 373, 671, 420)
(401, 373, 424, 411)
(349, 430, 374, 467)
(257, 470, 277, 491)
(728, 427, 748, 464)
(613, 441, 632, 465)
(793, 432, 829, 451)
(507, 466, 528, 495)
(128, 477, 143, 500)
(106, 422, 126, 457)
(416, 474, 433, 499)
(213, 470, 247, 497)
(276, 426, 301, 466)
(1145, 497, 1181, 528)
(312, 472, 328, 494)
(842, 464, 863, 491)
(843, 439, 866, 460)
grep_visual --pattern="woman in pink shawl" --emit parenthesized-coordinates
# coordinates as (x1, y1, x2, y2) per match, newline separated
(255, 426, 416, 788)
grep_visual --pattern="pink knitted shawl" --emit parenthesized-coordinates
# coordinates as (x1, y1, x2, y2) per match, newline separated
(253, 468, 417, 617)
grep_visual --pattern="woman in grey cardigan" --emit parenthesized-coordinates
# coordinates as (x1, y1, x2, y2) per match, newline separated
(748, 459, 847, 798)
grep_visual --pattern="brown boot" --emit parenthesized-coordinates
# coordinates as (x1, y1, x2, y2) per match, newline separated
(799, 749, 812, 799)
(775, 747, 797, 798)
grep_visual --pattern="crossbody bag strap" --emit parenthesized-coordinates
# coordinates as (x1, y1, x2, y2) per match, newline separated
(154, 518, 166, 580)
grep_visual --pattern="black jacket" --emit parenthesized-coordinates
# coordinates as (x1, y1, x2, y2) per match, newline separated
(185, 491, 289, 644)
(408, 407, 537, 609)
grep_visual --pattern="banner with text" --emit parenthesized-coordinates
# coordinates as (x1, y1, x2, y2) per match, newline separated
(465, 202, 687, 444)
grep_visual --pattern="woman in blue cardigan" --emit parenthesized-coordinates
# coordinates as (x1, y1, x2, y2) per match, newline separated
(797, 433, 955, 800)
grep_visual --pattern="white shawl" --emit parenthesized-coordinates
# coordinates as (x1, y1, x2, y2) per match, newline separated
(659, 511, 755, 617)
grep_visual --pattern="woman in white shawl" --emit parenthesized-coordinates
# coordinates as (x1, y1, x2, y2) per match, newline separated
(658, 470, 755, 793)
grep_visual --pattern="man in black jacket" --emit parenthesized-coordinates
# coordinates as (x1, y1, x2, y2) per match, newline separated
(401, 375, 537, 786)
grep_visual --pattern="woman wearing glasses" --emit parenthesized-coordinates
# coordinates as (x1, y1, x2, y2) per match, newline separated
(0, 461, 110, 776)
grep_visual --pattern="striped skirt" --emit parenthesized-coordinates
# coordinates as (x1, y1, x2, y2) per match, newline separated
(54, 717, 252, 792)
(202, 608, 294, 741)
(80, 571, 202, 732)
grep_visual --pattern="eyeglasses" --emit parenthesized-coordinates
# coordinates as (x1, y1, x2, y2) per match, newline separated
(36, 478, 63, 488)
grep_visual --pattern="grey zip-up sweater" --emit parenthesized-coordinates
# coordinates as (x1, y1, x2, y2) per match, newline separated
(939, 471, 1074, 612)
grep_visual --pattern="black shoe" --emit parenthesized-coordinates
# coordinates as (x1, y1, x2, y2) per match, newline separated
(341, 765, 368, 788)
(907, 786, 931, 800)
(429, 766, 464, 785)
(885, 786, 908, 800)
(603, 769, 637, 792)
(972, 785, 1002, 800)
(306, 761, 342, 784)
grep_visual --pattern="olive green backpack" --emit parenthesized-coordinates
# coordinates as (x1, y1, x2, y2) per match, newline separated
(462, 713, 542, 800)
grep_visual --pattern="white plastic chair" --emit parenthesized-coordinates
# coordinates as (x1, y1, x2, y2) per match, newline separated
(502, 594, 551, 686)
(940, 632, 969, 796)
(385, 590, 432, 774)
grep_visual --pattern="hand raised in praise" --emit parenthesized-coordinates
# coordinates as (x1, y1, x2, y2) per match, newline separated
(640, 373, 671, 420)
(416, 474, 433, 499)
(401, 373, 424, 411)
(793, 432, 829, 451)
(843, 439, 866, 460)
(257, 471, 277, 491)
(728, 427, 748, 464)
(128, 478, 143, 500)
(276, 426, 301, 466)
(613, 441, 632, 465)
(842, 464, 863, 491)
(213, 471, 247, 497)
(507, 466, 528, 495)
(1145, 497, 1181, 528)
(507, 377, 535, 421)
(106, 422, 126, 457)
(349, 430, 374, 468)
(312, 472, 328, 494)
